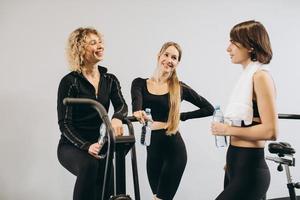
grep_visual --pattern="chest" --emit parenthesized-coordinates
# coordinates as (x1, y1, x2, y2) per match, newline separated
(146, 81, 169, 95)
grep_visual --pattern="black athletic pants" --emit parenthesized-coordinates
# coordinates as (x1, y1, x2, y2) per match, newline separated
(57, 143, 113, 200)
(146, 129, 187, 200)
(216, 145, 270, 200)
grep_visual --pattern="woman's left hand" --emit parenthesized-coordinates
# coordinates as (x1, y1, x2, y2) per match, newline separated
(211, 122, 229, 136)
(111, 118, 124, 136)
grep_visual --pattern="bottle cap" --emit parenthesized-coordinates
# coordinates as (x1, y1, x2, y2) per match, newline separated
(145, 108, 151, 113)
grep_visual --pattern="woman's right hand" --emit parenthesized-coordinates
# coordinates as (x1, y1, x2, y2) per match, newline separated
(133, 110, 148, 124)
(88, 143, 101, 159)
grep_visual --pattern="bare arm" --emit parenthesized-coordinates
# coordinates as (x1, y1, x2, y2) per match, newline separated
(212, 70, 278, 141)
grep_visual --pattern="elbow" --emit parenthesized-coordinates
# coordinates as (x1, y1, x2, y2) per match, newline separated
(267, 126, 278, 141)
(208, 105, 215, 116)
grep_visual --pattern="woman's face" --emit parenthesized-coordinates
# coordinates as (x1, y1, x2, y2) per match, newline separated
(227, 40, 251, 66)
(83, 33, 104, 65)
(157, 46, 180, 74)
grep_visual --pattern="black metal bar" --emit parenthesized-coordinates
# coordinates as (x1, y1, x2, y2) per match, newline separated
(123, 117, 141, 200)
(287, 183, 297, 200)
(63, 98, 115, 200)
(115, 148, 126, 194)
(123, 116, 138, 123)
(278, 114, 300, 120)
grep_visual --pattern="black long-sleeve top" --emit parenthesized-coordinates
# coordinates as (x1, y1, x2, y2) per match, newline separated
(57, 66, 128, 151)
(131, 78, 214, 122)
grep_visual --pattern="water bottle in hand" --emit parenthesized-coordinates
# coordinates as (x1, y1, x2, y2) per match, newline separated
(98, 123, 108, 158)
(213, 105, 227, 148)
(141, 108, 153, 146)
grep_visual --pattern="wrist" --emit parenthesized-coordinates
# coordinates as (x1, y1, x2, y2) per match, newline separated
(224, 124, 230, 136)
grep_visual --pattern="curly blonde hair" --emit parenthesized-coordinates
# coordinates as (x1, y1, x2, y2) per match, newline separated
(66, 27, 102, 72)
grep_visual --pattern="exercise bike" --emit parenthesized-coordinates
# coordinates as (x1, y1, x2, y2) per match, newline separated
(63, 98, 140, 200)
(266, 114, 300, 200)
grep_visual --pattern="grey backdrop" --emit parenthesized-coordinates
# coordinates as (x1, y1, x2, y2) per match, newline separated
(1, 0, 299, 199)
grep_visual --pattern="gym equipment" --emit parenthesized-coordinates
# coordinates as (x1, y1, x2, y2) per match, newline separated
(63, 98, 140, 200)
(266, 113, 300, 200)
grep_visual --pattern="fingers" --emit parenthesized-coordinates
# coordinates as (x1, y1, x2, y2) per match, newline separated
(133, 111, 147, 124)
(111, 118, 124, 136)
(113, 125, 124, 136)
(88, 143, 101, 159)
(211, 122, 216, 134)
(211, 122, 228, 135)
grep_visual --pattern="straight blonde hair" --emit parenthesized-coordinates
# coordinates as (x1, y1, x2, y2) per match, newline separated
(158, 42, 182, 135)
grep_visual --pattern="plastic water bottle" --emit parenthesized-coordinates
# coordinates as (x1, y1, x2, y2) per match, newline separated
(213, 105, 227, 148)
(98, 123, 108, 158)
(98, 123, 106, 146)
(141, 108, 153, 146)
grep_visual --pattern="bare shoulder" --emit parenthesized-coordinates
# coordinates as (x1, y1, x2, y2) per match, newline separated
(253, 70, 273, 86)
(253, 69, 276, 96)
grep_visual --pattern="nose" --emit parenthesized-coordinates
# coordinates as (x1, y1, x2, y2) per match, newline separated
(226, 44, 231, 52)
(167, 57, 173, 63)
(97, 44, 104, 50)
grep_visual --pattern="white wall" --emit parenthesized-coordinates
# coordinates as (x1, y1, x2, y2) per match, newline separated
(1, 0, 300, 199)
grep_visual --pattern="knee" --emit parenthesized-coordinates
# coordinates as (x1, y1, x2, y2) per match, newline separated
(78, 158, 99, 178)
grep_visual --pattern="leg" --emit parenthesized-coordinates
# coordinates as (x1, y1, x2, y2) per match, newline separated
(57, 144, 109, 200)
(216, 145, 270, 200)
(216, 169, 270, 200)
(156, 132, 187, 200)
(147, 141, 164, 194)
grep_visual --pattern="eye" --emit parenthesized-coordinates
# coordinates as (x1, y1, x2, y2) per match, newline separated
(89, 40, 97, 45)
(171, 55, 177, 60)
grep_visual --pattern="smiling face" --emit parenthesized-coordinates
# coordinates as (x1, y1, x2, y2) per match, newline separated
(157, 45, 180, 74)
(226, 40, 251, 67)
(83, 33, 104, 65)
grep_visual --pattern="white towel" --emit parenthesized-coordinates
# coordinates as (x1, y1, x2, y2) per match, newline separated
(225, 61, 269, 125)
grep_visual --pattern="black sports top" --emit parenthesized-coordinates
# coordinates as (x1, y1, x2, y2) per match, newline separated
(253, 100, 260, 118)
(131, 78, 214, 122)
(57, 66, 128, 151)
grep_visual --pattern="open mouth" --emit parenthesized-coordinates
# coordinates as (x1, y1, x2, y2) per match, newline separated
(94, 51, 103, 58)
(164, 63, 173, 69)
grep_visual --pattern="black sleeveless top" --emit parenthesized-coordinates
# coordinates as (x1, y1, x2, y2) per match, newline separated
(241, 100, 260, 127)
(253, 100, 260, 118)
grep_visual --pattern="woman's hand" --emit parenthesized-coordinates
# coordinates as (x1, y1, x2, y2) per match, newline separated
(133, 110, 148, 124)
(211, 122, 229, 136)
(111, 118, 123, 136)
(88, 143, 101, 159)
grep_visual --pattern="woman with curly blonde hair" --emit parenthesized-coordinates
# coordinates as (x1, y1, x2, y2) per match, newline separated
(57, 27, 128, 200)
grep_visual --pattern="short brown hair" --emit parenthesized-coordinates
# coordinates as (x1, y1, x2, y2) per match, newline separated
(230, 20, 272, 64)
(66, 27, 102, 72)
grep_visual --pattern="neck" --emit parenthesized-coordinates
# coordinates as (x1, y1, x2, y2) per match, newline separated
(82, 64, 99, 77)
(152, 72, 170, 84)
(241, 59, 252, 69)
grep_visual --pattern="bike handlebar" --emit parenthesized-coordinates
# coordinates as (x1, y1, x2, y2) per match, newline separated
(278, 114, 300, 120)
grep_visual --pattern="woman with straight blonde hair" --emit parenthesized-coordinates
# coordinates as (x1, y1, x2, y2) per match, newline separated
(131, 42, 214, 200)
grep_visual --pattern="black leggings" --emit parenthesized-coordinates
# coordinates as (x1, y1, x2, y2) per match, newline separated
(146, 129, 187, 200)
(216, 145, 270, 200)
(57, 143, 113, 200)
